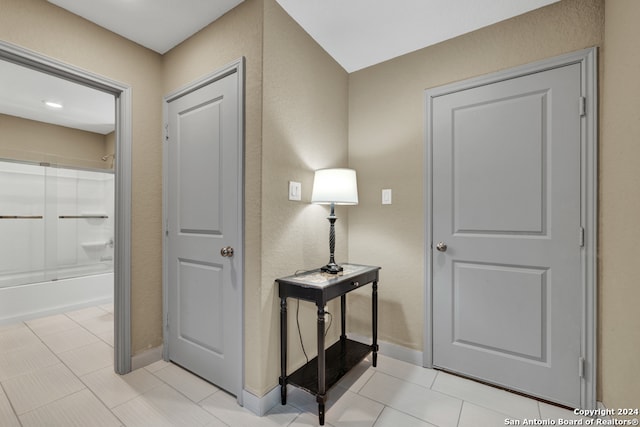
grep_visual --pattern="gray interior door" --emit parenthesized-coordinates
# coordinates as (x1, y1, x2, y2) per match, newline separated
(166, 70, 241, 396)
(430, 63, 583, 407)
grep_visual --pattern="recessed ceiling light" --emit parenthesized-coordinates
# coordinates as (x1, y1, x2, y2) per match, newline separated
(43, 100, 63, 109)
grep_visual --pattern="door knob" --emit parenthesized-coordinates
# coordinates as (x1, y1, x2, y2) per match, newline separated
(436, 242, 448, 252)
(220, 246, 234, 257)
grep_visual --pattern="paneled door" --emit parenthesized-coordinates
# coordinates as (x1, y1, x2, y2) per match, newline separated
(165, 65, 243, 397)
(428, 61, 586, 407)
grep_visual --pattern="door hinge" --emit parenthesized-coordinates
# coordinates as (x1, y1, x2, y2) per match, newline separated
(578, 357, 585, 378)
(579, 96, 586, 117)
(579, 226, 585, 247)
(165, 312, 170, 331)
(164, 123, 169, 142)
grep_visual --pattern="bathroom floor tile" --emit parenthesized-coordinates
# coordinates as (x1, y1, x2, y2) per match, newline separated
(2, 363, 85, 414)
(57, 340, 113, 376)
(112, 384, 219, 427)
(81, 365, 164, 408)
(0, 324, 41, 353)
(0, 386, 20, 427)
(360, 372, 462, 427)
(144, 359, 171, 373)
(324, 388, 384, 427)
(374, 406, 438, 427)
(26, 314, 78, 337)
(0, 304, 579, 427)
(74, 311, 114, 335)
(19, 389, 121, 427)
(38, 325, 100, 354)
(374, 354, 438, 389)
(431, 371, 540, 420)
(0, 342, 59, 381)
(201, 390, 299, 426)
(458, 401, 512, 427)
(153, 362, 220, 402)
(65, 306, 109, 322)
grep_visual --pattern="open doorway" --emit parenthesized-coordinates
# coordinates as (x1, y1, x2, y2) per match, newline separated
(0, 40, 132, 374)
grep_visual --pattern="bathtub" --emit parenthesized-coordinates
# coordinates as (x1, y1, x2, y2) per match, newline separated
(0, 271, 113, 324)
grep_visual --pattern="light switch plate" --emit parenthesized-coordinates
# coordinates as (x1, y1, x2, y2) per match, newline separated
(289, 181, 302, 201)
(382, 189, 392, 205)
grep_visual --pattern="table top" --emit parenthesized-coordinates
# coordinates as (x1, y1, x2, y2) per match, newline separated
(276, 264, 380, 289)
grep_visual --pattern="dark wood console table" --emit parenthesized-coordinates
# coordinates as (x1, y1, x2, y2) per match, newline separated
(276, 264, 380, 426)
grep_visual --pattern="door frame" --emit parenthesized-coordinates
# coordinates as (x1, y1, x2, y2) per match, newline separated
(162, 58, 245, 404)
(0, 40, 133, 374)
(423, 48, 598, 409)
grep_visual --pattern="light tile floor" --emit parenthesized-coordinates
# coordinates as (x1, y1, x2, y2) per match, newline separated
(0, 305, 592, 426)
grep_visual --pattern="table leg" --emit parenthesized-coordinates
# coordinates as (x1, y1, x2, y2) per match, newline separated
(372, 281, 378, 367)
(280, 297, 287, 405)
(317, 303, 326, 425)
(340, 294, 346, 342)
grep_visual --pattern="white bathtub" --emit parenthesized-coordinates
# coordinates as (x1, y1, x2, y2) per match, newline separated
(0, 272, 113, 324)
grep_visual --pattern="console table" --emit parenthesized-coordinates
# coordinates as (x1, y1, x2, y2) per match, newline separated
(276, 264, 380, 426)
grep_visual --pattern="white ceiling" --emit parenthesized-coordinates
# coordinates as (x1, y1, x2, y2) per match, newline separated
(0, 60, 115, 134)
(3, 0, 561, 133)
(275, 0, 561, 72)
(46, 0, 245, 54)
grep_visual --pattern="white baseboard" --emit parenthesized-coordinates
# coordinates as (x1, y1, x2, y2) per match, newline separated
(242, 385, 282, 416)
(131, 345, 163, 371)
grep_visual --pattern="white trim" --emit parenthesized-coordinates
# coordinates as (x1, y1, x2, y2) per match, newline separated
(131, 345, 163, 371)
(162, 57, 245, 405)
(242, 387, 281, 417)
(0, 40, 132, 375)
(423, 47, 598, 410)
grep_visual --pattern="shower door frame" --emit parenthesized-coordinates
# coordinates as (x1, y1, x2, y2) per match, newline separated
(0, 41, 133, 375)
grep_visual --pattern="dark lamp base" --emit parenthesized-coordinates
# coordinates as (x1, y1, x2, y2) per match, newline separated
(321, 263, 343, 274)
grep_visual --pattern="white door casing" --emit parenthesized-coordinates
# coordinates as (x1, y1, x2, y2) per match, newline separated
(424, 48, 597, 409)
(163, 59, 244, 400)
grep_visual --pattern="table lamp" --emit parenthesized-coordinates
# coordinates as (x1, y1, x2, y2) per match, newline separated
(311, 168, 358, 274)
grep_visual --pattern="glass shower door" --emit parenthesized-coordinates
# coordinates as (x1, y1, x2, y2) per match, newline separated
(0, 161, 46, 287)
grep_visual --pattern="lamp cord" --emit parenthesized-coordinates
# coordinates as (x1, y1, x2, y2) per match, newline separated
(296, 299, 333, 365)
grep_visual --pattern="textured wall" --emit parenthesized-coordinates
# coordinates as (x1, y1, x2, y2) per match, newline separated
(348, 0, 603, 367)
(0, 0, 164, 355)
(0, 114, 110, 170)
(261, 0, 349, 395)
(600, 0, 640, 412)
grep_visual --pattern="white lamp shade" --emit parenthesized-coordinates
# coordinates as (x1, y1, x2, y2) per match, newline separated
(311, 168, 358, 205)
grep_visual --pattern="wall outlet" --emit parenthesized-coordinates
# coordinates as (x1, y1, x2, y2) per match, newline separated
(289, 181, 301, 201)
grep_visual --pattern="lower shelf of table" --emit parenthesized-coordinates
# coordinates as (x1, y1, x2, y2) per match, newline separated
(286, 338, 372, 396)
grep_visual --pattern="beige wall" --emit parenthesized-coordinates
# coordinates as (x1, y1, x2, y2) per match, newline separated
(0, 0, 164, 355)
(600, 0, 640, 411)
(0, 113, 112, 170)
(261, 0, 349, 394)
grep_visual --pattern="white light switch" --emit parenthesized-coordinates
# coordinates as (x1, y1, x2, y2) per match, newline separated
(289, 181, 301, 201)
(382, 189, 392, 205)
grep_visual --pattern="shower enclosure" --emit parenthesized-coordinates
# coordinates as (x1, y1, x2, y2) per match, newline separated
(0, 160, 114, 322)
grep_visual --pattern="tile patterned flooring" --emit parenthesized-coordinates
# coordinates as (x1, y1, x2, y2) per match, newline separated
(0, 305, 591, 426)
